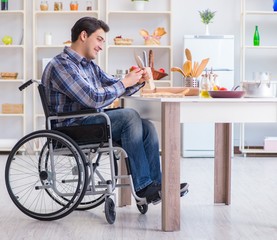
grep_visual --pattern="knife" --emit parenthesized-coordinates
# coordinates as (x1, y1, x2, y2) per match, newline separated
(134, 52, 144, 68)
(143, 50, 148, 67)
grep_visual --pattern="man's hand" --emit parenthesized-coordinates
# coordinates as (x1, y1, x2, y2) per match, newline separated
(121, 68, 144, 88)
(138, 67, 151, 84)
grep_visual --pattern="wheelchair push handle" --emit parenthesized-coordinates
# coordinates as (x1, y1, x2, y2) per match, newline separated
(19, 79, 40, 91)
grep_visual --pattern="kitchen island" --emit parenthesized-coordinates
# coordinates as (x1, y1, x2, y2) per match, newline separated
(122, 96, 277, 232)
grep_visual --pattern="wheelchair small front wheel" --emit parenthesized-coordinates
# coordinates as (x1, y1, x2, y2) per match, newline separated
(105, 197, 116, 224)
(137, 203, 148, 214)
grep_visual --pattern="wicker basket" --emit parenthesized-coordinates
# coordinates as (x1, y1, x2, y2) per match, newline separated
(0, 72, 18, 80)
(2, 104, 23, 114)
(114, 38, 133, 45)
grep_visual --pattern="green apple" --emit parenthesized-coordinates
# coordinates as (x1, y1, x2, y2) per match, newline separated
(2, 35, 13, 45)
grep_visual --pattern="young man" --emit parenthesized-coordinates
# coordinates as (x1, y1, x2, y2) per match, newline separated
(41, 17, 188, 204)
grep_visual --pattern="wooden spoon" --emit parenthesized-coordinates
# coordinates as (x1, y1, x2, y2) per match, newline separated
(171, 67, 186, 78)
(185, 48, 192, 61)
(191, 61, 198, 77)
(183, 60, 192, 77)
(195, 58, 209, 78)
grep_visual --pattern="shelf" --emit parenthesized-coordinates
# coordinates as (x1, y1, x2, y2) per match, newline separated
(35, 45, 68, 49)
(105, 0, 172, 86)
(244, 11, 277, 15)
(108, 45, 172, 49)
(0, 1, 26, 150)
(243, 45, 277, 49)
(239, 148, 277, 154)
(0, 114, 24, 117)
(0, 10, 24, 14)
(108, 10, 171, 14)
(0, 45, 24, 49)
(35, 10, 98, 15)
(0, 79, 25, 83)
(240, 0, 277, 154)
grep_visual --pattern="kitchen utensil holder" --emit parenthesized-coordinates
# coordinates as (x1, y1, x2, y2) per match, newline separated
(184, 77, 199, 88)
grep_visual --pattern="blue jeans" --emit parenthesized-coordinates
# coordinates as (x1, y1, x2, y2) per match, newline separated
(79, 108, 161, 192)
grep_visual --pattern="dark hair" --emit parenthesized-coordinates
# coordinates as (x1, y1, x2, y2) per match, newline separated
(71, 17, 110, 42)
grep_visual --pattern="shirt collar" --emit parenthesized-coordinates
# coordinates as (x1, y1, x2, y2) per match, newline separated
(63, 46, 91, 67)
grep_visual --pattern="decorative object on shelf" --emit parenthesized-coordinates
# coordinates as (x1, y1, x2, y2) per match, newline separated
(139, 27, 166, 45)
(86, 1, 92, 10)
(131, 0, 149, 11)
(44, 32, 52, 45)
(1, 0, 8, 10)
(2, 103, 23, 114)
(70, 1, 78, 11)
(253, 25, 260, 46)
(0, 72, 18, 80)
(54, 1, 63, 11)
(273, 0, 277, 11)
(1, 35, 12, 45)
(113, 36, 133, 45)
(40, 1, 48, 11)
(199, 9, 216, 35)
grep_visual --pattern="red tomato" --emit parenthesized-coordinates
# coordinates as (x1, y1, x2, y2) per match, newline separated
(219, 87, 228, 91)
(159, 68, 165, 73)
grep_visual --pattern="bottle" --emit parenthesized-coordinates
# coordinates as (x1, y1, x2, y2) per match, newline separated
(1, 0, 8, 10)
(44, 32, 52, 45)
(253, 25, 260, 46)
(199, 73, 211, 98)
(273, 0, 277, 11)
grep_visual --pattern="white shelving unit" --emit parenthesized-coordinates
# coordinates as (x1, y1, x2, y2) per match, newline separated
(240, 0, 277, 155)
(32, 0, 100, 132)
(105, 0, 172, 87)
(0, 2, 26, 151)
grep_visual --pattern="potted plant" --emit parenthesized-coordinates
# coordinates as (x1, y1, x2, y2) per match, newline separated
(131, 0, 149, 11)
(199, 9, 216, 35)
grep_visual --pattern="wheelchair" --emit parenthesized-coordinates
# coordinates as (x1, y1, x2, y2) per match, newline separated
(5, 79, 151, 224)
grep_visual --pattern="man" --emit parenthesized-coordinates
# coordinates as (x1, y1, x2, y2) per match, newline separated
(42, 17, 188, 204)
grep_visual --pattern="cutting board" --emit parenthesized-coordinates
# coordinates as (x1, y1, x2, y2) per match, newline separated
(141, 87, 199, 98)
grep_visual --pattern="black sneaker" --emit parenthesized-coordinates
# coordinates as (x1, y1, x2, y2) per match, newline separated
(136, 182, 161, 203)
(180, 182, 189, 197)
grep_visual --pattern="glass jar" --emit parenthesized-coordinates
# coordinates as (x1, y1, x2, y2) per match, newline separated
(54, 2, 63, 11)
(70, 1, 78, 11)
(40, 1, 48, 11)
(199, 74, 211, 98)
(114, 69, 128, 79)
(86, 1, 92, 11)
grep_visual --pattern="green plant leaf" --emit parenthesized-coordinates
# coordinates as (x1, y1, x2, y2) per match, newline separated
(199, 9, 216, 25)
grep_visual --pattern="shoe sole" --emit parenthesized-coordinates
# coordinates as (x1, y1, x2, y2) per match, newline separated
(180, 183, 189, 194)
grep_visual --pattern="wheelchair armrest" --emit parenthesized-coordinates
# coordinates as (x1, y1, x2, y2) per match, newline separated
(104, 107, 122, 112)
(55, 108, 101, 117)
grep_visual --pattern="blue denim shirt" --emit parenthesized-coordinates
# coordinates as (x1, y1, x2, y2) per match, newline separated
(41, 46, 143, 127)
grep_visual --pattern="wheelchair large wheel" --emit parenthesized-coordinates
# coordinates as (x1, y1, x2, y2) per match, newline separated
(74, 150, 119, 211)
(5, 130, 88, 221)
